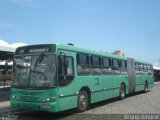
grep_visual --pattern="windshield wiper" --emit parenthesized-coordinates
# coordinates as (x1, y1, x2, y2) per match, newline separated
(34, 52, 47, 71)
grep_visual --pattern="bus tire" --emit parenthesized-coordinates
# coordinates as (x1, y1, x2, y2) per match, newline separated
(144, 81, 148, 93)
(77, 90, 89, 112)
(119, 84, 126, 100)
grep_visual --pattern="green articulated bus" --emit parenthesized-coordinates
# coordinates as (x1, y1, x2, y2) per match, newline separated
(10, 44, 154, 112)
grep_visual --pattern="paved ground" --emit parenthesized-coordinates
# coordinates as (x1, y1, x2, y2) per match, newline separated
(84, 86, 160, 114)
(1, 83, 160, 120)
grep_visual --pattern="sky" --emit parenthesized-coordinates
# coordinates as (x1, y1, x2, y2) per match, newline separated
(0, 0, 160, 65)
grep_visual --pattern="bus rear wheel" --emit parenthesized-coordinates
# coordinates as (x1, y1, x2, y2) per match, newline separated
(77, 90, 89, 112)
(120, 84, 126, 100)
(144, 82, 148, 93)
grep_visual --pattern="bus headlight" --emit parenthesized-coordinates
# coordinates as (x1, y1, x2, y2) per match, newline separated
(43, 98, 50, 102)
(12, 95, 17, 99)
(46, 98, 50, 101)
(42, 97, 56, 102)
(12, 95, 15, 99)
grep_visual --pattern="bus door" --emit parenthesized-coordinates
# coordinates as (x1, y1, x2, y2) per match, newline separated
(58, 50, 76, 110)
(127, 58, 136, 93)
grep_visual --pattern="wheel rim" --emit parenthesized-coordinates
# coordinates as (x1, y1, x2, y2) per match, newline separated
(120, 85, 125, 99)
(121, 89, 125, 98)
(79, 94, 87, 110)
(121, 88, 125, 98)
(145, 83, 148, 92)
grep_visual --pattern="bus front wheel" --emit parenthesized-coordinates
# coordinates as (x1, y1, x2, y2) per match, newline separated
(77, 90, 89, 112)
(119, 84, 126, 100)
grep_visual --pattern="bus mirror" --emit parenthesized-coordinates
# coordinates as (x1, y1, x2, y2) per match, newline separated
(59, 51, 66, 66)
(59, 51, 66, 56)
(64, 58, 69, 68)
(59, 56, 65, 67)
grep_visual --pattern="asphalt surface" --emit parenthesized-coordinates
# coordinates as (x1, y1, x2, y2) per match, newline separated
(1, 84, 160, 120)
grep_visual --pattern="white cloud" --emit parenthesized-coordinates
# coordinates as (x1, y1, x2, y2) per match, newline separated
(0, 39, 27, 49)
(11, 43, 27, 48)
(0, 39, 10, 47)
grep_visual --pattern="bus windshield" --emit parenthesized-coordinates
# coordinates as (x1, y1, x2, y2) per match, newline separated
(12, 54, 56, 89)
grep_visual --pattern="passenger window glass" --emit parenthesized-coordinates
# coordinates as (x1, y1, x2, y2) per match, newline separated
(77, 54, 89, 65)
(135, 63, 138, 69)
(103, 58, 110, 67)
(113, 59, 119, 67)
(140, 64, 144, 70)
(102, 57, 112, 74)
(121, 61, 127, 68)
(92, 56, 101, 66)
(138, 64, 142, 69)
(77, 54, 90, 75)
(120, 60, 127, 75)
(91, 56, 102, 74)
(112, 59, 120, 74)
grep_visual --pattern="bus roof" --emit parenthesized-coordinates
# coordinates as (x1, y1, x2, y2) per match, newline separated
(15, 43, 152, 65)
(57, 44, 152, 65)
(57, 44, 128, 60)
(134, 59, 152, 65)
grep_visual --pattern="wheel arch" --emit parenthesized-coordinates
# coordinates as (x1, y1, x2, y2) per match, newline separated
(145, 80, 148, 84)
(120, 82, 126, 88)
(119, 82, 126, 99)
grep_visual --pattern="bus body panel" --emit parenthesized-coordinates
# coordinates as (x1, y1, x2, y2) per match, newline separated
(102, 75, 113, 100)
(91, 75, 104, 103)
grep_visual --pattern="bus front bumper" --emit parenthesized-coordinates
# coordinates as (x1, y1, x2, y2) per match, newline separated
(10, 99, 58, 112)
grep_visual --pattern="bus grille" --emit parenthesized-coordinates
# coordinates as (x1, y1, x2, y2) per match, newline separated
(20, 95, 40, 102)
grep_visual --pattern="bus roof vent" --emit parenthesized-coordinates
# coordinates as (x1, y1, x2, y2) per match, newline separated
(67, 43, 74, 46)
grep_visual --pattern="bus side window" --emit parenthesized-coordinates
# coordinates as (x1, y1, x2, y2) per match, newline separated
(149, 65, 153, 74)
(112, 59, 120, 74)
(120, 60, 127, 74)
(144, 65, 147, 73)
(77, 53, 90, 75)
(151, 65, 153, 71)
(135, 63, 139, 74)
(121, 60, 127, 68)
(91, 55, 102, 75)
(147, 65, 151, 75)
(138, 64, 142, 70)
(139, 64, 144, 74)
(102, 57, 112, 74)
(58, 56, 74, 86)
